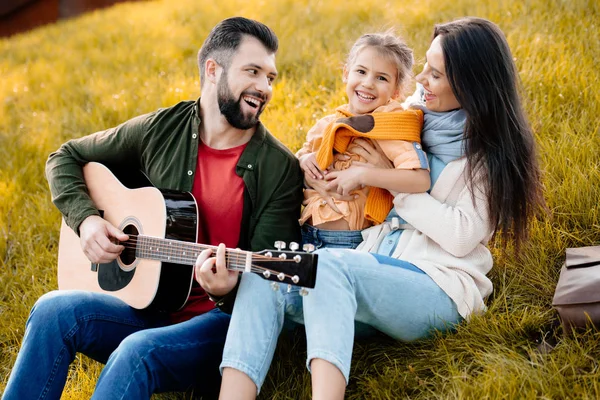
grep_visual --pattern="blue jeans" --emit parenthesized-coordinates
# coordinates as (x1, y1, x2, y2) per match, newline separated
(220, 248, 462, 393)
(301, 224, 364, 249)
(2, 290, 230, 400)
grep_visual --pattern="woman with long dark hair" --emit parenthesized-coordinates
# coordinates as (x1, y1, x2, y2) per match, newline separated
(217, 17, 545, 399)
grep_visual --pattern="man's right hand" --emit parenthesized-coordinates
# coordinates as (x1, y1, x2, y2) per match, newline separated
(78, 215, 129, 264)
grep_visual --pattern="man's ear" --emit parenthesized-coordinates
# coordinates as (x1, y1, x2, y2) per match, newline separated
(342, 65, 349, 83)
(205, 59, 220, 84)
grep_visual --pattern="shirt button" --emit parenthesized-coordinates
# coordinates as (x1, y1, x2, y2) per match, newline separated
(388, 239, 393, 244)
(187, 170, 193, 176)
(415, 144, 422, 150)
(192, 133, 197, 139)
(247, 164, 253, 169)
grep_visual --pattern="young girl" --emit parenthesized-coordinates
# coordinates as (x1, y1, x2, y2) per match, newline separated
(296, 31, 430, 249)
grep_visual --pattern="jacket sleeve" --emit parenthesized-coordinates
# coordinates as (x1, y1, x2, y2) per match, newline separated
(393, 172, 492, 257)
(250, 157, 304, 252)
(45, 113, 149, 234)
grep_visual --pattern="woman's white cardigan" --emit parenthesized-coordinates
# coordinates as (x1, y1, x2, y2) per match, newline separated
(357, 157, 494, 319)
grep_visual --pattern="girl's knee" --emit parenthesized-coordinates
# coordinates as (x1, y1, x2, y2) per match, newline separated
(313, 248, 354, 281)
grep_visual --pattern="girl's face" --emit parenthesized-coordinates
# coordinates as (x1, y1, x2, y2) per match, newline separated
(344, 46, 399, 115)
(416, 35, 461, 112)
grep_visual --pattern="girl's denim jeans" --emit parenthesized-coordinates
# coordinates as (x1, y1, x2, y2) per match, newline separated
(220, 248, 462, 393)
(301, 224, 364, 249)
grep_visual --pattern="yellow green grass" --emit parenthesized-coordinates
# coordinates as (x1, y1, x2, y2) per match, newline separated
(1, 0, 599, 398)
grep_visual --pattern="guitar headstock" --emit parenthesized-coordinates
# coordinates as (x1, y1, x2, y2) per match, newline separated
(252, 242, 318, 289)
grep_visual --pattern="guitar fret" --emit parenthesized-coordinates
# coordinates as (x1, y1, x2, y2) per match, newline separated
(134, 235, 250, 268)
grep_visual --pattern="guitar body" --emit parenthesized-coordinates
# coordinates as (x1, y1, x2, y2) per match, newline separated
(58, 162, 198, 312)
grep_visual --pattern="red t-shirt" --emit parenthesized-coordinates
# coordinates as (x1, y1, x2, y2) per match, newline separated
(169, 140, 247, 323)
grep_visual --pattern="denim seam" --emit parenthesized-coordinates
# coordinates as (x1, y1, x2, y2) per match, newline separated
(38, 347, 67, 400)
(220, 294, 284, 393)
(110, 338, 223, 398)
(118, 355, 145, 399)
(79, 313, 147, 327)
(38, 316, 83, 399)
(250, 294, 285, 388)
(40, 313, 148, 399)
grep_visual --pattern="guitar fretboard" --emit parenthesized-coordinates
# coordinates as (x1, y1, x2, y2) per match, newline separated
(134, 235, 250, 270)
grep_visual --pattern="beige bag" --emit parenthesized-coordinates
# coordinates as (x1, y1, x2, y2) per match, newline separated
(552, 245, 600, 331)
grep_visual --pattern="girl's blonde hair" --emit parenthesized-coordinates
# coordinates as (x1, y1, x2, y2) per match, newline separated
(346, 29, 414, 97)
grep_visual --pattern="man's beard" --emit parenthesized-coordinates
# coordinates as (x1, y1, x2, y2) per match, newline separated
(217, 70, 265, 130)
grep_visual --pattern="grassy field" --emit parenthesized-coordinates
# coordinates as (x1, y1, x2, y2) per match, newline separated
(1, 0, 599, 398)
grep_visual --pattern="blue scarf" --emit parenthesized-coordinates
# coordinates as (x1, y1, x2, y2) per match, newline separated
(404, 83, 467, 163)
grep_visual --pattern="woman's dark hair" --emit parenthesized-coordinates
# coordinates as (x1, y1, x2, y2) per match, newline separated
(433, 17, 545, 249)
(197, 17, 278, 86)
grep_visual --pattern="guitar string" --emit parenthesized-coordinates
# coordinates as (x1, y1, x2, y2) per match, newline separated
(109, 235, 305, 281)
(119, 235, 300, 262)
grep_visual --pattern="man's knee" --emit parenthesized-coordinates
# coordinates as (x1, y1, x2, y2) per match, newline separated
(29, 290, 77, 326)
(113, 331, 155, 362)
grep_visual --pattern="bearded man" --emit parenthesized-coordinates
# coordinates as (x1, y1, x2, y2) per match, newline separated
(3, 17, 302, 400)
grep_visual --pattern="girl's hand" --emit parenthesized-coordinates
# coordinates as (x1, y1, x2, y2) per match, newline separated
(299, 152, 325, 180)
(347, 138, 394, 169)
(325, 166, 366, 196)
(305, 172, 354, 214)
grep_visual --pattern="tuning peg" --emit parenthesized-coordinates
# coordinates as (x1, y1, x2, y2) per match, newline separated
(289, 241, 299, 251)
(302, 243, 315, 253)
(299, 287, 310, 296)
(277, 272, 285, 281)
(291, 275, 299, 284)
(287, 284, 292, 293)
(271, 282, 280, 291)
(262, 270, 271, 279)
(274, 241, 286, 250)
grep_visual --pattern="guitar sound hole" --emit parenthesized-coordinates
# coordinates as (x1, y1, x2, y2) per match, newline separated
(120, 224, 139, 266)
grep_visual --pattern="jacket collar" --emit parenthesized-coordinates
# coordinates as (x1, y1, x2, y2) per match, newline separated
(193, 97, 266, 172)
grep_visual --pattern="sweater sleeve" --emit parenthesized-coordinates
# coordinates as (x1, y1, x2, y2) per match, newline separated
(393, 172, 492, 257)
(377, 139, 429, 170)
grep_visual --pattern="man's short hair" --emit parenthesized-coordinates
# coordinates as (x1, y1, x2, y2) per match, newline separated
(197, 17, 278, 87)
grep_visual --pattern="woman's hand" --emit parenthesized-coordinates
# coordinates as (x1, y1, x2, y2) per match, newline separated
(305, 171, 354, 214)
(347, 138, 394, 170)
(325, 166, 367, 196)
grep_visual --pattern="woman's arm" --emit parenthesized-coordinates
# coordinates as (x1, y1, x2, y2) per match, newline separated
(325, 167, 430, 196)
(324, 138, 431, 195)
(394, 173, 493, 257)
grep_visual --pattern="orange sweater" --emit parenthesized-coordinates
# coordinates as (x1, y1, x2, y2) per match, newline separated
(299, 104, 423, 226)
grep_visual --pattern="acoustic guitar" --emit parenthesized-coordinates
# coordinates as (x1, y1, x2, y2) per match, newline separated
(57, 162, 318, 312)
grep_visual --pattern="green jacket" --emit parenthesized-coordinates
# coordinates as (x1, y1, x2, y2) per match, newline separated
(46, 98, 303, 260)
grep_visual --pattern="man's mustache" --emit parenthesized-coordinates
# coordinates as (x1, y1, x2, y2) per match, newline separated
(240, 90, 267, 103)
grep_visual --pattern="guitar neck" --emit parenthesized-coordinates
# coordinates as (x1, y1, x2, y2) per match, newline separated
(133, 235, 250, 271)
